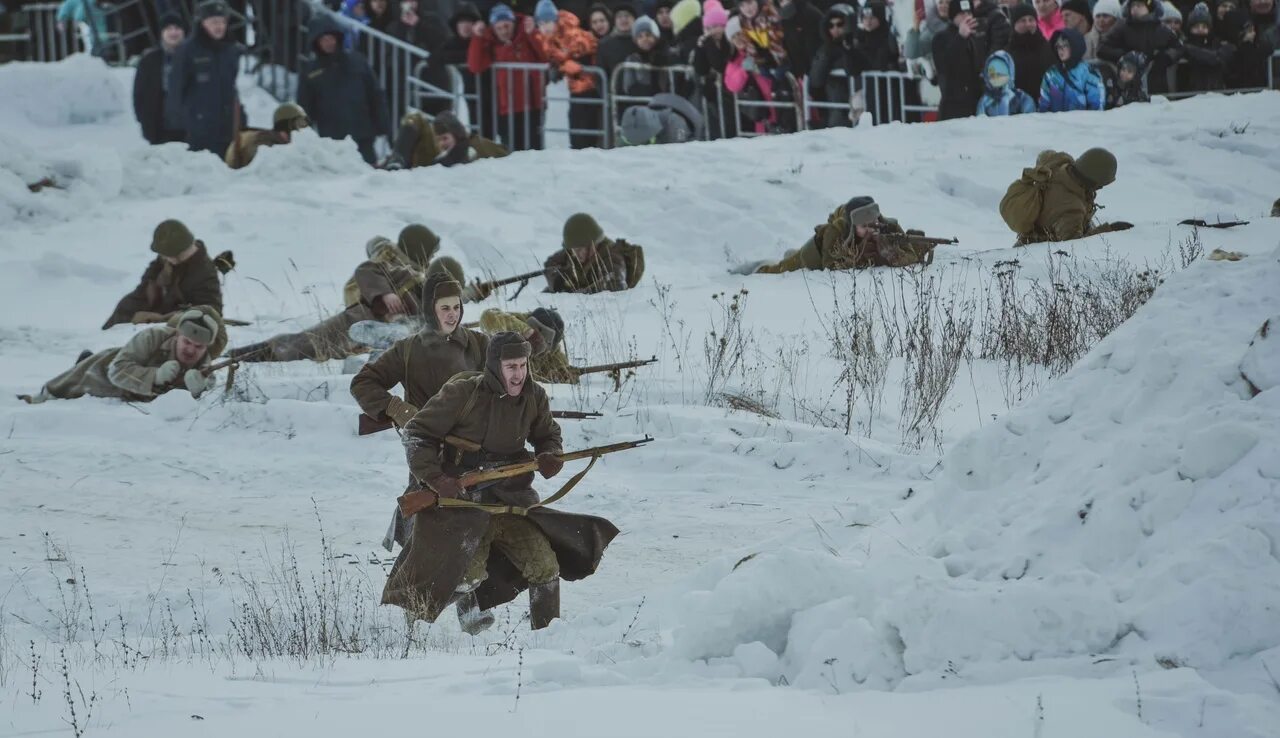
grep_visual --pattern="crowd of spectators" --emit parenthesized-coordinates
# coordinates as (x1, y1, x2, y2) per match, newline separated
(7, 0, 1275, 157)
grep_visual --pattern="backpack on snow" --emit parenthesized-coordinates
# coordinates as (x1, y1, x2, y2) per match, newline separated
(999, 151, 1071, 235)
(613, 239, 646, 289)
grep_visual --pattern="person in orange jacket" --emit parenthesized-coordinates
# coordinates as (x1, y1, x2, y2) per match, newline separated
(534, 1, 602, 148)
(468, 3, 548, 151)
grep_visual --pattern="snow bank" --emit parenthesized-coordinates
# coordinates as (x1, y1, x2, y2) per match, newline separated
(0, 55, 127, 128)
(652, 249, 1280, 688)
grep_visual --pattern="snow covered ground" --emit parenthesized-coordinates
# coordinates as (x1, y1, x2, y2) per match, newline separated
(2, 56, 1280, 737)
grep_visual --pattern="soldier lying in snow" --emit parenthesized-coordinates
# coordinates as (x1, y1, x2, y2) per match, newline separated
(384, 110, 508, 170)
(737, 197, 949, 274)
(20, 308, 226, 404)
(478, 307, 577, 384)
(103, 219, 230, 329)
(224, 224, 443, 362)
(224, 103, 310, 170)
(999, 147, 1132, 245)
(543, 213, 645, 294)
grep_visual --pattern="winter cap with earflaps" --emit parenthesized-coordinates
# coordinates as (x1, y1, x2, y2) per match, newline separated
(398, 223, 440, 266)
(431, 111, 469, 140)
(632, 14, 660, 38)
(419, 270, 464, 328)
(535, 0, 559, 24)
(702, 0, 728, 28)
(427, 255, 465, 284)
(176, 309, 219, 346)
(489, 3, 516, 24)
(671, 0, 701, 34)
(563, 213, 605, 249)
(151, 219, 195, 257)
(1093, 0, 1123, 18)
(843, 196, 881, 227)
(1073, 148, 1117, 189)
(486, 331, 533, 381)
(620, 105, 663, 144)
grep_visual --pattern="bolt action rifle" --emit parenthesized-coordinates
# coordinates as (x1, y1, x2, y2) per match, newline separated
(397, 435, 653, 517)
(471, 269, 544, 300)
(570, 356, 658, 389)
(358, 408, 603, 436)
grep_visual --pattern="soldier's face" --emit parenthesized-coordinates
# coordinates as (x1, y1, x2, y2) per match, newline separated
(175, 335, 208, 366)
(434, 297, 462, 333)
(201, 16, 228, 40)
(570, 244, 594, 263)
(854, 224, 872, 239)
(501, 358, 528, 395)
(437, 131, 456, 151)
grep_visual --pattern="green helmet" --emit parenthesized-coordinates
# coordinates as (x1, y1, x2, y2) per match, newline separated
(151, 219, 195, 257)
(398, 223, 440, 267)
(1074, 148, 1117, 189)
(427, 255, 465, 285)
(562, 213, 604, 249)
(273, 102, 309, 132)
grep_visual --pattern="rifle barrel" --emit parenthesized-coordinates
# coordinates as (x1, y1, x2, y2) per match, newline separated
(571, 356, 658, 375)
(485, 269, 545, 289)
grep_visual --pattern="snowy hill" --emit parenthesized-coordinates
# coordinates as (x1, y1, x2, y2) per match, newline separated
(2, 56, 1280, 737)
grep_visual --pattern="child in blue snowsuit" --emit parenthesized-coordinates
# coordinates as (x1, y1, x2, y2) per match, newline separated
(1039, 27, 1105, 112)
(976, 50, 1037, 117)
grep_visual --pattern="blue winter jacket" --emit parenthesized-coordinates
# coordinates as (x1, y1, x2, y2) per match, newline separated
(976, 50, 1037, 116)
(166, 23, 242, 154)
(1038, 28, 1104, 113)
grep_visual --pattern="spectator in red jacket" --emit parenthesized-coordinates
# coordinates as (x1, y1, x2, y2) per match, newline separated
(469, 3, 549, 151)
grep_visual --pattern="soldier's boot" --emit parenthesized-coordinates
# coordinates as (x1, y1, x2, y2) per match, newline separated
(455, 591, 495, 635)
(529, 579, 560, 630)
(729, 259, 771, 276)
(755, 248, 806, 275)
(224, 340, 275, 362)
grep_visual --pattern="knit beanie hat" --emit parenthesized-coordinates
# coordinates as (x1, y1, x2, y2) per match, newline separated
(702, 0, 729, 28)
(1161, 1, 1181, 22)
(486, 331, 533, 380)
(176, 309, 218, 345)
(1062, 0, 1092, 27)
(535, 0, 559, 24)
(632, 14, 660, 38)
(725, 14, 742, 39)
(489, 3, 516, 24)
(671, 0, 701, 34)
(160, 11, 185, 30)
(1186, 1, 1211, 27)
(1093, 0, 1122, 17)
(151, 219, 195, 257)
(1009, 2, 1037, 25)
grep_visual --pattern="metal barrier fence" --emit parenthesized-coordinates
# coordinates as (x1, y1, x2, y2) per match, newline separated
(610, 62, 699, 144)
(314, 6, 428, 127)
(724, 71, 804, 137)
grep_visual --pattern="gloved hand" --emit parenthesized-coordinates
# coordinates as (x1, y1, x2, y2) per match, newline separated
(536, 452, 564, 479)
(427, 474, 464, 499)
(183, 368, 210, 398)
(385, 396, 420, 428)
(154, 360, 182, 386)
(130, 311, 166, 324)
(461, 280, 493, 303)
(213, 250, 236, 274)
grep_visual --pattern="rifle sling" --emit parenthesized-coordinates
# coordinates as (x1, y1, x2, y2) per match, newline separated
(434, 452, 600, 516)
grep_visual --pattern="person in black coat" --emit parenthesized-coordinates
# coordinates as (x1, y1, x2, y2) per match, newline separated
(388, 0, 452, 112)
(297, 14, 391, 165)
(807, 3, 857, 128)
(932, 0, 1006, 119)
(133, 13, 187, 145)
(780, 0, 826, 76)
(1179, 1, 1234, 90)
(1006, 1, 1054, 98)
(166, 1, 242, 156)
(1219, 8, 1274, 87)
(1098, 0, 1181, 94)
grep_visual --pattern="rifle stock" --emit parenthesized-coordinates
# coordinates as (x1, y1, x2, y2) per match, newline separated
(396, 436, 653, 517)
(903, 234, 959, 246)
(571, 356, 658, 375)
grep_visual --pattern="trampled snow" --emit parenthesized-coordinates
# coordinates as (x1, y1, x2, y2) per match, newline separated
(2, 56, 1279, 737)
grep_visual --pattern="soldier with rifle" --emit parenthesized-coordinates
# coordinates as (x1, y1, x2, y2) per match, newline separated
(735, 197, 958, 275)
(388, 331, 637, 633)
(20, 307, 227, 404)
(544, 213, 646, 294)
(224, 224, 442, 362)
(103, 219, 234, 329)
